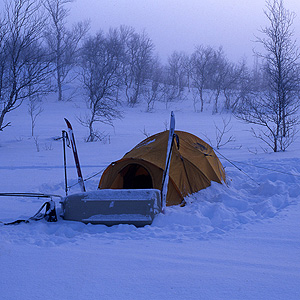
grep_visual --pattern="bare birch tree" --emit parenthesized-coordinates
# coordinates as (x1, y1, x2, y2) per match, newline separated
(0, 0, 51, 131)
(123, 29, 154, 106)
(190, 46, 215, 112)
(210, 47, 228, 114)
(144, 56, 164, 112)
(237, 0, 300, 152)
(78, 30, 123, 142)
(43, 0, 89, 101)
(166, 51, 187, 98)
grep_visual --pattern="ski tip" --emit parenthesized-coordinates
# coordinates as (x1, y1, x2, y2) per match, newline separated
(64, 118, 72, 129)
(171, 111, 175, 120)
(170, 111, 175, 127)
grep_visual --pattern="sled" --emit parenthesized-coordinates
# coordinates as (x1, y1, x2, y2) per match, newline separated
(61, 189, 161, 226)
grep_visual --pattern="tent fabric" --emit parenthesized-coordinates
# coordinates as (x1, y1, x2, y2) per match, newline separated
(99, 130, 226, 206)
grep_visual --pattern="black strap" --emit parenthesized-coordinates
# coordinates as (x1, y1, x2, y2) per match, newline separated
(3, 200, 57, 225)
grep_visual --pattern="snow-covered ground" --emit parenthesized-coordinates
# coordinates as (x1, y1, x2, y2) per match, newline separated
(1, 95, 300, 299)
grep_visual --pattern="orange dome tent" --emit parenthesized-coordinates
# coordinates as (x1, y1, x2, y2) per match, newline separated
(99, 130, 226, 206)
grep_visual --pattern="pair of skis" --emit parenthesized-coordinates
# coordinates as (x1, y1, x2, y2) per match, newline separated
(161, 111, 178, 210)
(64, 119, 86, 193)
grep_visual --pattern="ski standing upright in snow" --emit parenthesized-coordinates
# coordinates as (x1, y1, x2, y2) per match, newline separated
(161, 111, 175, 210)
(64, 118, 86, 193)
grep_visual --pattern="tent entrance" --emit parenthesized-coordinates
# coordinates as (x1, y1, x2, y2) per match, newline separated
(121, 164, 153, 189)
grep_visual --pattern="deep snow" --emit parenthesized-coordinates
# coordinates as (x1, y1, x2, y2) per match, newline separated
(0, 95, 300, 300)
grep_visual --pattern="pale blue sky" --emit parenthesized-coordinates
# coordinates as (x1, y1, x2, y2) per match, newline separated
(68, 0, 300, 64)
(1, 0, 300, 64)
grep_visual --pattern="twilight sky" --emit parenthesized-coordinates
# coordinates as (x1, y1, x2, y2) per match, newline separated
(68, 0, 300, 64)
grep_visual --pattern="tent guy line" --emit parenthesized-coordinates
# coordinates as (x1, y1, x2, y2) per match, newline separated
(229, 160, 300, 178)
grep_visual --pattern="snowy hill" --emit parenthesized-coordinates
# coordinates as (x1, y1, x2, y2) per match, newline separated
(0, 95, 300, 299)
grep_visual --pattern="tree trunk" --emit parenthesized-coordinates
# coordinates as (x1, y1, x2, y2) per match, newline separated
(57, 65, 63, 101)
(0, 109, 7, 131)
(88, 121, 95, 142)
